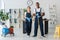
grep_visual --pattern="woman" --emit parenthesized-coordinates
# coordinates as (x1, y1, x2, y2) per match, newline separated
(33, 2, 45, 37)
(26, 6, 32, 36)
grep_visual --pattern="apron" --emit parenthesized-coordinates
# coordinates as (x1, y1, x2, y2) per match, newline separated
(34, 8, 44, 36)
(26, 13, 32, 34)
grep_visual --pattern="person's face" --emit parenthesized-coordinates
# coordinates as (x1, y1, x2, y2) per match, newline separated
(27, 7, 31, 12)
(36, 3, 40, 8)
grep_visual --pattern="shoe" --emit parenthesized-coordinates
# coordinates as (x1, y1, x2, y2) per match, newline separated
(42, 35, 45, 37)
(27, 33, 30, 36)
(23, 32, 26, 34)
(33, 35, 37, 37)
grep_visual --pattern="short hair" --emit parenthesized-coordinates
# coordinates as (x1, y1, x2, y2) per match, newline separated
(36, 2, 40, 5)
(27, 6, 31, 9)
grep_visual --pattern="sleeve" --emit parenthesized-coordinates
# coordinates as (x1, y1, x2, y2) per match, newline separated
(25, 12, 26, 16)
(22, 12, 27, 21)
(24, 12, 26, 18)
(41, 8, 45, 13)
(33, 8, 36, 13)
(23, 12, 26, 19)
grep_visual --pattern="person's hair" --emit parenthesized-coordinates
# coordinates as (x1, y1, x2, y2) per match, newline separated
(27, 6, 31, 9)
(36, 2, 40, 8)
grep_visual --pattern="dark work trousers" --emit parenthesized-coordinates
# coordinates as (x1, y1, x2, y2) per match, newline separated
(26, 19, 32, 35)
(34, 13, 44, 36)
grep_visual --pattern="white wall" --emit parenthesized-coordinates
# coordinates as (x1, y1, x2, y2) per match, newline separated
(3, 0, 50, 19)
(0, 0, 4, 9)
(1, 0, 60, 24)
(0, 0, 1, 9)
(56, 0, 60, 24)
(4, 0, 27, 9)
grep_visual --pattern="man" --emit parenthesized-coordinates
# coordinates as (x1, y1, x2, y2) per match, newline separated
(33, 2, 45, 37)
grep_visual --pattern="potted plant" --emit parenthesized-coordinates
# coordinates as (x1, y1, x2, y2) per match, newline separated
(23, 9, 27, 13)
(1, 13, 9, 21)
(0, 10, 9, 23)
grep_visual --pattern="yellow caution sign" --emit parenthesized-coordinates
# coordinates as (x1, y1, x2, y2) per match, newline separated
(54, 25, 60, 38)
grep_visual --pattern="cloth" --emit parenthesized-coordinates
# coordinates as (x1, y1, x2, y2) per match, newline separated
(26, 12, 32, 22)
(26, 17, 31, 22)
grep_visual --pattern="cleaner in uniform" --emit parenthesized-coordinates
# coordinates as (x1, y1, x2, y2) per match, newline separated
(33, 2, 45, 37)
(26, 6, 32, 36)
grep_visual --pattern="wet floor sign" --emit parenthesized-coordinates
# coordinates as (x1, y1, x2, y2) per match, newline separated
(54, 25, 60, 38)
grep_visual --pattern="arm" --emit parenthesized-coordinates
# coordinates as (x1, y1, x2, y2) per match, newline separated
(23, 12, 26, 21)
(41, 12, 45, 16)
(41, 8, 45, 16)
(31, 14, 33, 18)
(33, 13, 36, 16)
(33, 8, 36, 16)
(23, 12, 26, 19)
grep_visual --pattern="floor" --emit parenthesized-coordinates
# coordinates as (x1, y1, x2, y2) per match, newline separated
(0, 21, 60, 40)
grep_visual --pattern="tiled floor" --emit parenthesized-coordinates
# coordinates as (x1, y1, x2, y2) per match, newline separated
(0, 21, 60, 40)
